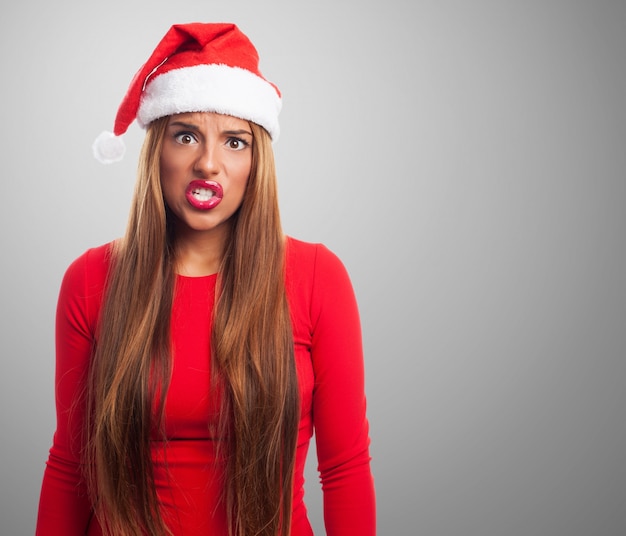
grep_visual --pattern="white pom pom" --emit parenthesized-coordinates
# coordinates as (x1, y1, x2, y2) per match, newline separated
(92, 131, 126, 164)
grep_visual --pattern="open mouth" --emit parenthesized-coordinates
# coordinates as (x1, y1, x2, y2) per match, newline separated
(185, 180, 224, 210)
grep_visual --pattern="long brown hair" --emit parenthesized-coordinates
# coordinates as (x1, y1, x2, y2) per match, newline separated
(85, 118, 299, 536)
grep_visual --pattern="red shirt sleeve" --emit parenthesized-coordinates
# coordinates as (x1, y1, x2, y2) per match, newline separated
(309, 244, 376, 535)
(36, 246, 109, 534)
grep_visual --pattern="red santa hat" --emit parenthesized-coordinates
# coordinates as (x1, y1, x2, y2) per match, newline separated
(93, 22, 282, 163)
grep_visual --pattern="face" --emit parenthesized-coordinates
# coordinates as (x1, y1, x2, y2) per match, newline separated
(160, 111, 253, 239)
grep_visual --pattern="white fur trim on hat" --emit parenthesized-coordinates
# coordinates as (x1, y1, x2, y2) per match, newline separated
(137, 64, 282, 140)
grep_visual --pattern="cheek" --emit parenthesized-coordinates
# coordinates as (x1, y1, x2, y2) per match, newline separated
(235, 160, 252, 191)
(233, 173, 250, 200)
(159, 143, 188, 178)
(159, 152, 184, 198)
(159, 167, 178, 207)
(159, 152, 176, 181)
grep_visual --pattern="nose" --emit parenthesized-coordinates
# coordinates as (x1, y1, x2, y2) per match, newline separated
(193, 141, 220, 176)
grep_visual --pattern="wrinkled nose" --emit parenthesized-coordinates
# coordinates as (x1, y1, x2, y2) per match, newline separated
(194, 143, 220, 176)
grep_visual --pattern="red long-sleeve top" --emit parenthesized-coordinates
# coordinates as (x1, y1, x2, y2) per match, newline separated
(36, 236, 375, 535)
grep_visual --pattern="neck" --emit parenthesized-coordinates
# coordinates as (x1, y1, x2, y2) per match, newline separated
(172, 221, 231, 277)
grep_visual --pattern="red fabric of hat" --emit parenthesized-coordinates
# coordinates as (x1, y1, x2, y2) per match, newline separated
(93, 22, 281, 164)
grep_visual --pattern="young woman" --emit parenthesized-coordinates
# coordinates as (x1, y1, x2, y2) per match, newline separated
(36, 22, 375, 536)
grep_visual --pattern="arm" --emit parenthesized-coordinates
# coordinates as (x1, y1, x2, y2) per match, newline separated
(36, 249, 105, 534)
(310, 245, 376, 535)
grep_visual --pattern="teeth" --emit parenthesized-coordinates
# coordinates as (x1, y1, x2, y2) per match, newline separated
(192, 187, 215, 202)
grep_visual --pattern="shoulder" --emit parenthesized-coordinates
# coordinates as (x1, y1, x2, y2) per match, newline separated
(60, 241, 115, 298)
(285, 235, 348, 278)
(285, 237, 361, 346)
(67, 241, 114, 270)
(284, 236, 356, 309)
(56, 241, 116, 337)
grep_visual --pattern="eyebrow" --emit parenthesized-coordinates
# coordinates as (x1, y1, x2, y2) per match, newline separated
(167, 121, 252, 137)
(223, 129, 253, 137)
(168, 121, 200, 131)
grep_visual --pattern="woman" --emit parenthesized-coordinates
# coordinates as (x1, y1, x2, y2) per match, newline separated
(36, 22, 375, 535)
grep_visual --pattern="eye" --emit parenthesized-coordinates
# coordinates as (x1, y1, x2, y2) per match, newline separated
(226, 137, 249, 151)
(174, 132, 198, 145)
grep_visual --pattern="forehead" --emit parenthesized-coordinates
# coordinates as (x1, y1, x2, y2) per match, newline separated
(167, 111, 250, 130)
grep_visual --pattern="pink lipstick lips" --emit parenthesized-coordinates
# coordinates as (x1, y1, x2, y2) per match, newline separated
(185, 180, 224, 210)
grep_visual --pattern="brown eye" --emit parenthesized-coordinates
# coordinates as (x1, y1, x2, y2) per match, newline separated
(226, 137, 248, 151)
(175, 133, 197, 145)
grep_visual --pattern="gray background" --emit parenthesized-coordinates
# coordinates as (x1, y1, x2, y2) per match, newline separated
(1, 1, 625, 535)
